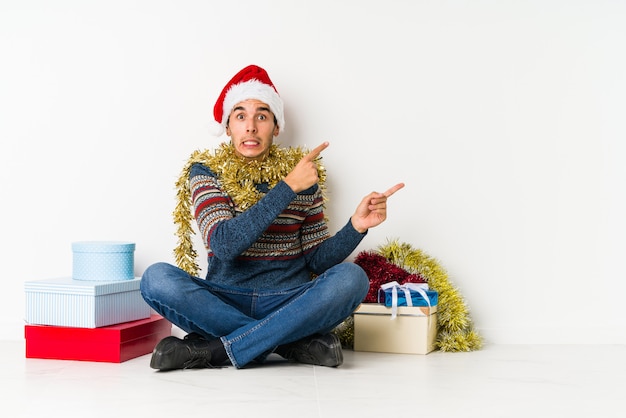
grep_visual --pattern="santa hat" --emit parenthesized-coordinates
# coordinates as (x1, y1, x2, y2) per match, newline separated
(209, 64, 284, 137)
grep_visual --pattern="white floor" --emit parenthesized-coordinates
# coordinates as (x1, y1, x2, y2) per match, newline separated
(3, 340, 625, 418)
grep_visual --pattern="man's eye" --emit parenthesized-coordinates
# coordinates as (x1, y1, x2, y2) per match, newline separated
(258, 114, 266, 121)
(236, 114, 244, 120)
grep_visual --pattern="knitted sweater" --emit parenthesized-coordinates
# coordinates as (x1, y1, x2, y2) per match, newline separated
(190, 163, 366, 289)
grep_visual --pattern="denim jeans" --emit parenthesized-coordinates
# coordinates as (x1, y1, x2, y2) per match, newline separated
(140, 261, 369, 368)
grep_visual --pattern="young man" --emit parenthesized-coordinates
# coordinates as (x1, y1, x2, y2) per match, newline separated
(141, 64, 404, 370)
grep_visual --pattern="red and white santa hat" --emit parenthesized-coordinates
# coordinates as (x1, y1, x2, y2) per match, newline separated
(209, 64, 284, 137)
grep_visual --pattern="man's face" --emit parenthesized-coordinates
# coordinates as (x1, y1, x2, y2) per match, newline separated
(226, 99, 279, 161)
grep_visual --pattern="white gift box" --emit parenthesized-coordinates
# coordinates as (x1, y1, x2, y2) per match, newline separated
(353, 303, 438, 355)
(24, 277, 150, 328)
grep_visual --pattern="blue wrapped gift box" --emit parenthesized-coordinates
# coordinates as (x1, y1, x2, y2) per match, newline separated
(378, 287, 438, 307)
(72, 241, 135, 281)
(24, 277, 151, 328)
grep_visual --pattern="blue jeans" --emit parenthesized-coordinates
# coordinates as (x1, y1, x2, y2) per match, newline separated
(140, 262, 369, 368)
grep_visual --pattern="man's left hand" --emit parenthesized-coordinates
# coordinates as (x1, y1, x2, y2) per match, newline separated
(351, 183, 405, 233)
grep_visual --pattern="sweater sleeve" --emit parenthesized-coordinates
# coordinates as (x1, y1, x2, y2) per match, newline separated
(305, 219, 367, 274)
(190, 163, 296, 261)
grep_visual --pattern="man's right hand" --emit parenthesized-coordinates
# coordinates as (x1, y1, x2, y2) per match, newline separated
(284, 142, 329, 193)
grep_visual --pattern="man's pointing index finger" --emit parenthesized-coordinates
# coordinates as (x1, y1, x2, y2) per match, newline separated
(305, 142, 329, 161)
(384, 183, 405, 198)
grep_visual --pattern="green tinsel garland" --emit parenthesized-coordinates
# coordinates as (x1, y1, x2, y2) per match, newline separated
(334, 239, 482, 352)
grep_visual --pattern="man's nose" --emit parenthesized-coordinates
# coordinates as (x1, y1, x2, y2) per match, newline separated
(246, 120, 257, 132)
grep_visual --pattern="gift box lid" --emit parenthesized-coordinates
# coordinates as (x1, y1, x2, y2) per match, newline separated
(72, 241, 135, 253)
(25, 315, 170, 343)
(378, 287, 439, 307)
(24, 277, 141, 296)
(355, 303, 437, 316)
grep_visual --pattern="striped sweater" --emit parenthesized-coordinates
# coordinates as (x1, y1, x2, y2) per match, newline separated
(190, 163, 366, 289)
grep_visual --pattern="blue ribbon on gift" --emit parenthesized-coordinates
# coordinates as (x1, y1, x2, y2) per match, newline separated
(378, 281, 437, 319)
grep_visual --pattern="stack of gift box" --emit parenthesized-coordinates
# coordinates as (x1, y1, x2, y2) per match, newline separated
(24, 241, 171, 363)
(353, 281, 439, 355)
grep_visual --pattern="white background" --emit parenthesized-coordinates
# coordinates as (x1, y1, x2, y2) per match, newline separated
(1, 0, 624, 344)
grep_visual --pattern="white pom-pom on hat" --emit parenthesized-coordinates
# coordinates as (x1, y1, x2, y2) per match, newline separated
(208, 120, 225, 137)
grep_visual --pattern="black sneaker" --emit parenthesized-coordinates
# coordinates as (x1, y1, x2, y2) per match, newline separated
(150, 335, 215, 371)
(280, 333, 344, 367)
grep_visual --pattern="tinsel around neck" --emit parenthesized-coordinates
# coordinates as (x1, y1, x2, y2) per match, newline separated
(172, 142, 326, 276)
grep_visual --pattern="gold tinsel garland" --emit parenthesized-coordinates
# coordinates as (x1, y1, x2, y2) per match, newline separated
(172, 142, 326, 277)
(334, 239, 483, 352)
(378, 239, 482, 352)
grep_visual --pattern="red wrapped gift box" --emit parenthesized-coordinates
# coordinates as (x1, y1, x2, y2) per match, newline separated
(25, 314, 171, 363)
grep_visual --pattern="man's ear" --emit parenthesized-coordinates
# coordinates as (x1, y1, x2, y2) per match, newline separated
(274, 125, 280, 136)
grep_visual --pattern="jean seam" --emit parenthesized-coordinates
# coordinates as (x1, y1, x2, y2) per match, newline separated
(224, 279, 318, 356)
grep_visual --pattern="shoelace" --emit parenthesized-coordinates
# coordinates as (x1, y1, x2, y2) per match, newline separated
(182, 346, 216, 369)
